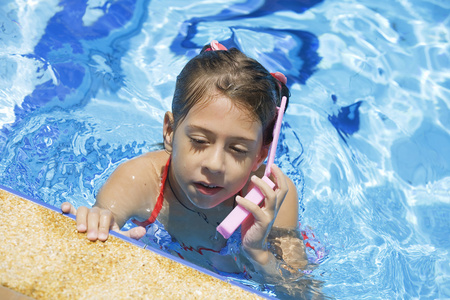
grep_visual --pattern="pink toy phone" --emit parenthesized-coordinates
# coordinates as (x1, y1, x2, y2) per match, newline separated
(216, 96, 287, 239)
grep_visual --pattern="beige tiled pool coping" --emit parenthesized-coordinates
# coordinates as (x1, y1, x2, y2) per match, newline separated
(0, 188, 266, 299)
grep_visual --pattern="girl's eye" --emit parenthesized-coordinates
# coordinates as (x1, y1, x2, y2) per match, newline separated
(231, 146, 248, 155)
(190, 137, 208, 145)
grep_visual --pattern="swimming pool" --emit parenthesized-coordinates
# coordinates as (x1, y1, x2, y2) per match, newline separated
(0, 0, 449, 298)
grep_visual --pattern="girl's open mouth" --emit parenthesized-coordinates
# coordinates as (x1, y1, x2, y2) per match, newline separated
(194, 182, 223, 195)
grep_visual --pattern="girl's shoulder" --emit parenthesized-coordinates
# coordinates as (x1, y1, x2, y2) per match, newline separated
(99, 150, 170, 204)
(122, 150, 170, 181)
(111, 150, 170, 220)
(95, 150, 170, 225)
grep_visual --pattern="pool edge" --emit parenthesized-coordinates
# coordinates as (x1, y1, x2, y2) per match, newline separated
(0, 185, 274, 299)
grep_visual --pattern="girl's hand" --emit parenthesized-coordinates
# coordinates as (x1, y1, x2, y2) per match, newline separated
(61, 202, 146, 241)
(236, 164, 289, 264)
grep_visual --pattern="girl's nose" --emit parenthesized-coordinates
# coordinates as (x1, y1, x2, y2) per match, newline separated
(203, 147, 225, 174)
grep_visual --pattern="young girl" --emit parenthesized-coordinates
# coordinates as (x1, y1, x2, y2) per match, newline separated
(61, 41, 307, 282)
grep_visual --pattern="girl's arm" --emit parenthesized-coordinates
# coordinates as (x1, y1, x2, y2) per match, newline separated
(270, 177, 308, 270)
(61, 152, 162, 241)
(94, 153, 159, 227)
(236, 165, 307, 281)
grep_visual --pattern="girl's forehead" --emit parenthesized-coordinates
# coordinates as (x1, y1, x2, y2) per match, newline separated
(189, 95, 261, 126)
(182, 96, 264, 138)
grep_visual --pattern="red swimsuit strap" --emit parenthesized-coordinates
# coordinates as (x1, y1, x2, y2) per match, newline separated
(133, 157, 170, 227)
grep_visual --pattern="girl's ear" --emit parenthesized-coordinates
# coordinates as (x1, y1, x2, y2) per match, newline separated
(252, 145, 269, 172)
(163, 112, 175, 153)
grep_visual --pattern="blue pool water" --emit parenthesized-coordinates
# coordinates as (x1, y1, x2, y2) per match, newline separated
(1, 0, 449, 298)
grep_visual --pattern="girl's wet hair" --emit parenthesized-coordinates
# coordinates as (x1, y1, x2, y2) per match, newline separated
(172, 44, 290, 145)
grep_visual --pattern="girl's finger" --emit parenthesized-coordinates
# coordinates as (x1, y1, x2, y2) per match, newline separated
(250, 175, 277, 210)
(269, 165, 289, 211)
(97, 209, 113, 241)
(251, 176, 276, 198)
(86, 207, 101, 241)
(236, 196, 269, 224)
(119, 226, 147, 240)
(61, 202, 77, 215)
(270, 164, 288, 192)
(76, 206, 89, 233)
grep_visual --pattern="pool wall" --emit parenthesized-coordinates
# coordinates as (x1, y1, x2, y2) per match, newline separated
(0, 187, 267, 299)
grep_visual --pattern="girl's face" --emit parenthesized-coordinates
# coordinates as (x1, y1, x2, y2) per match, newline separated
(166, 95, 268, 209)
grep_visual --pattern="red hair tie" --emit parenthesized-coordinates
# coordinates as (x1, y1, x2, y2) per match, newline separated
(271, 72, 287, 85)
(205, 40, 228, 51)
